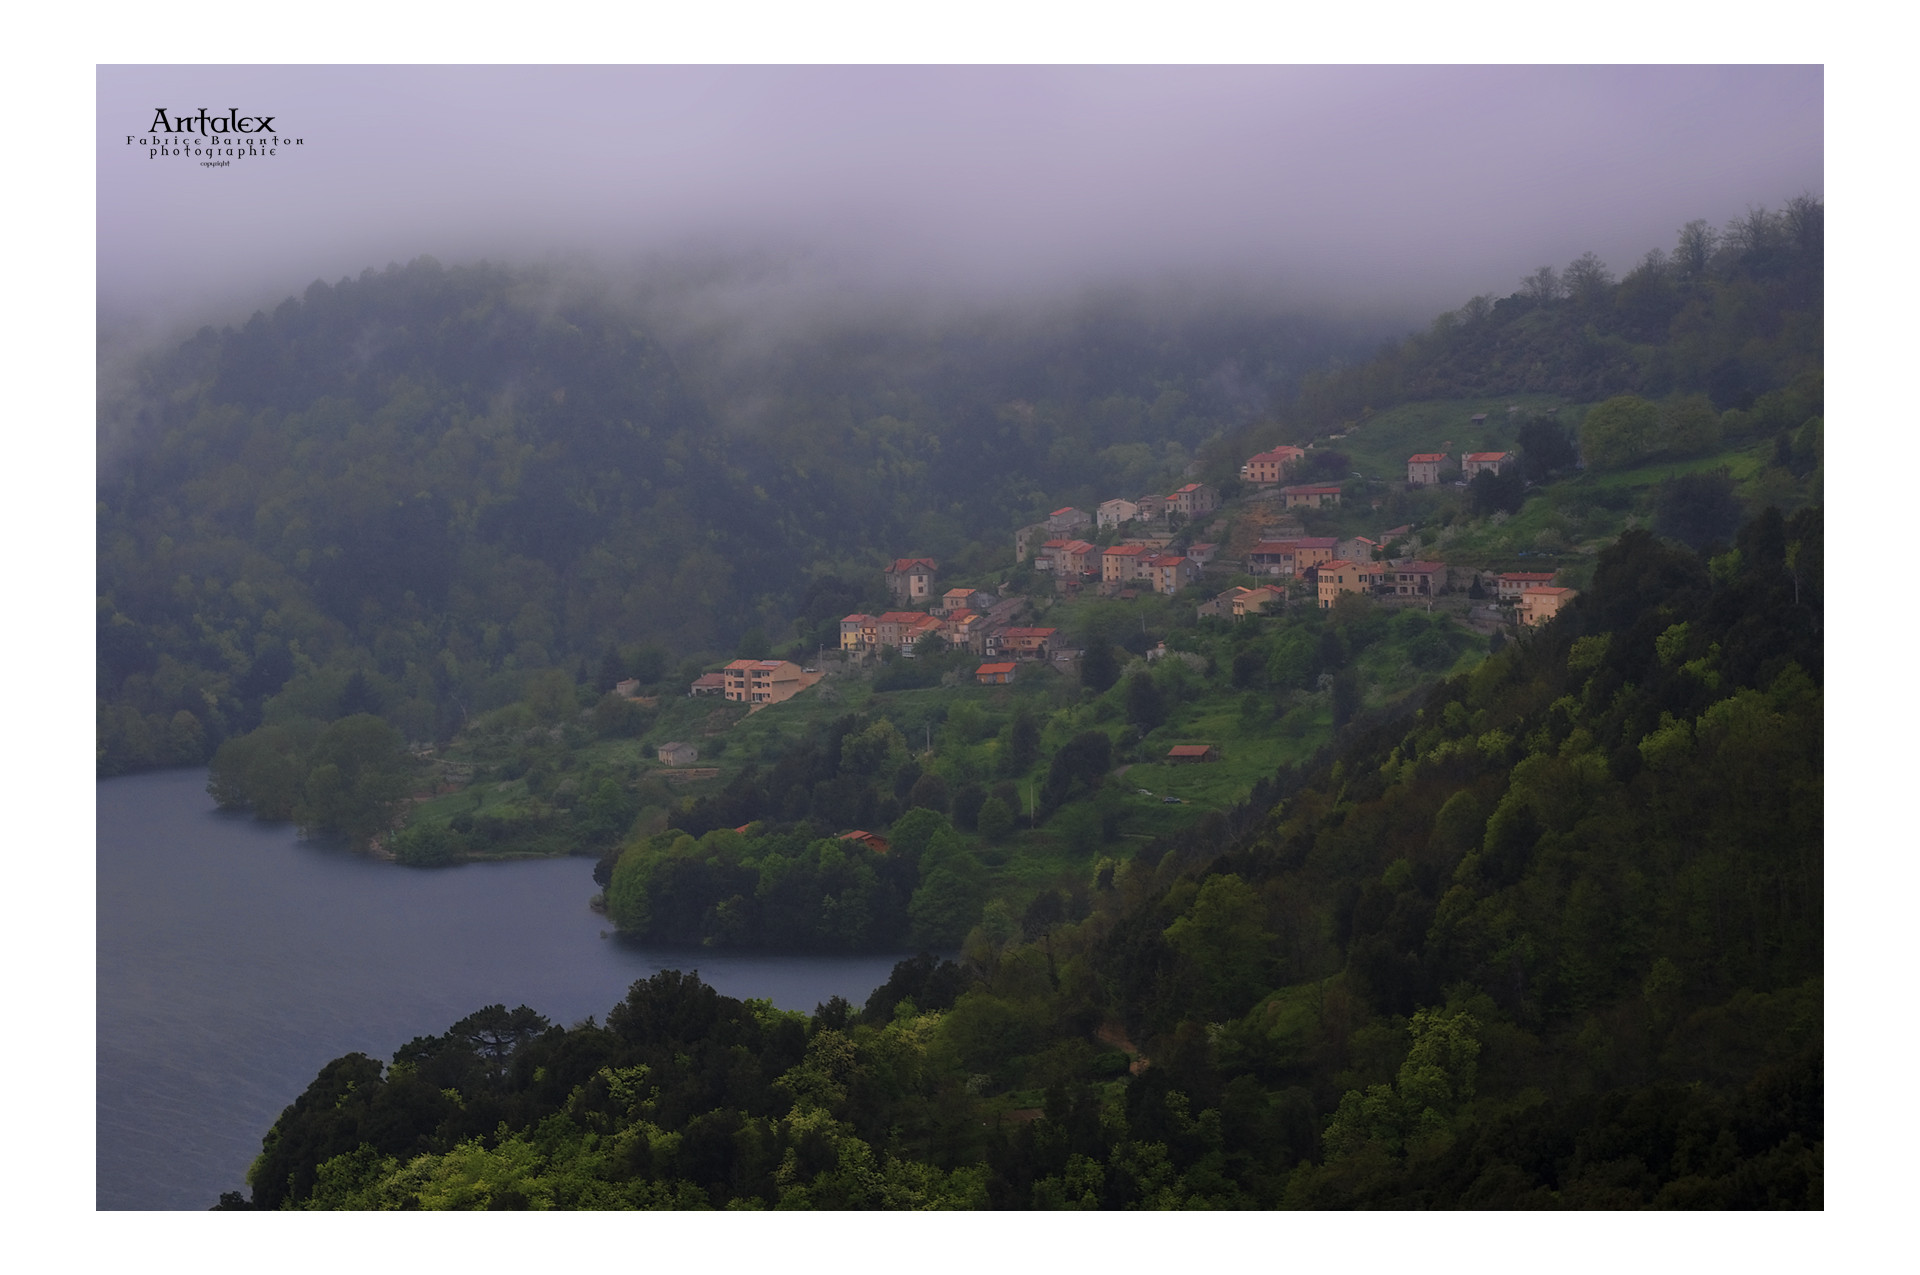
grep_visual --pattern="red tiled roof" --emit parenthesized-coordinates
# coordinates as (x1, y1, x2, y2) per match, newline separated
(878, 610, 926, 623)
(841, 613, 877, 623)
(1051, 507, 1082, 517)
(1283, 485, 1343, 495)
(1167, 745, 1214, 757)
(887, 557, 937, 573)
(1464, 452, 1509, 462)
(976, 662, 1017, 676)
(1398, 561, 1445, 573)
(1295, 537, 1339, 548)
(1408, 453, 1447, 463)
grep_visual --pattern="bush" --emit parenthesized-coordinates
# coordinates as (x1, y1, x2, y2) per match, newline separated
(391, 820, 461, 867)
(976, 796, 1015, 841)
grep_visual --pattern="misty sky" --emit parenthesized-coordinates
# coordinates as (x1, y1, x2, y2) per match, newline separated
(96, 65, 1821, 328)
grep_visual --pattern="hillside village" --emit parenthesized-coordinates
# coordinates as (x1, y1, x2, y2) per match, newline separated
(306, 332, 1820, 882)
(673, 421, 1579, 716)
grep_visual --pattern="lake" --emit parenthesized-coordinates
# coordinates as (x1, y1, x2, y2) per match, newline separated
(96, 769, 912, 1210)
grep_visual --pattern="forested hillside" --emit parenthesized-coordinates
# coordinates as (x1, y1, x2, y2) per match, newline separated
(1289, 198, 1822, 430)
(136, 196, 1823, 1211)
(229, 510, 1821, 1209)
(96, 260, 1375, 774)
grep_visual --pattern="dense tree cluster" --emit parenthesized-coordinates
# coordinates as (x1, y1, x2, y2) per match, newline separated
(207, 713, 414, 847)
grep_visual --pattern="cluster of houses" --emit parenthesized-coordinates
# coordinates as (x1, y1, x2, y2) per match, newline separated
(1241, 433, 1527, 499)
(678, 438, 1578, 709)
(1217, 534, 1451, 613)
(1209, 526, 1576, 622)
(1011, 501, 1218, 599)
(839, 558, 1074, 686)
(1238, 446, 1344, 508)
(1406, 450, 1512, 486)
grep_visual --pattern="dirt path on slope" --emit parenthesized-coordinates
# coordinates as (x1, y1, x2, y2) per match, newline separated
(1097, 1020, 1151, 1075)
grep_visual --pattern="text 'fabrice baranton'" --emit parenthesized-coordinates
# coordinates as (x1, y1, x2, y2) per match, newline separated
(129, 108, 305, 161)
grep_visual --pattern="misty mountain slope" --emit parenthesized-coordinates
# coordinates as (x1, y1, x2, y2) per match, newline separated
(95, 257, 1384, 774)
(1291, 199, 1822, 427)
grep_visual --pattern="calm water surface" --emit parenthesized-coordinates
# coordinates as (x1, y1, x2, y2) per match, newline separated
(97, 770, 910, 1210)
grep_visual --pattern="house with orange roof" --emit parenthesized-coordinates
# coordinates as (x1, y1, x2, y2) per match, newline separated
(1281, 484, 1343, 509)
(1055, 539, 1101, 578)
(874, 611, 935, 649)
(1230, 585, 1284, 618)
(1518, 586, 1578, 627)
(1167, 744, 1218, 763)
(1242, 446, 1306, 485)
(936, 587, 994, 616)
(990, 627, 1057, 660)
(1387, 561, 1449, 596)
(1147, 553, 1201, 595)
(1316, 560, 1376, 609)
(884, 557, 938, 602)
(941, 610, 990, 653)
(1462, 451, 1511, 479)
(688, 672, 727, 697)
(1169, 483, 1218, 516)
(1047, 506, 1091, 533)
(840, 613, 878, 652)
(975, 661, 1017, 685)
(1246, 540, 1298, 576)
(1291, 537, 1340, 571)
(722, 659, 822, 706)
(1496, 571, 1558, 603)
(1337, 537, 1379, 563)
(1407, 452, 1449, 486)
(1101, 543, 1154, 584)
(837, 830, 891, 853)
